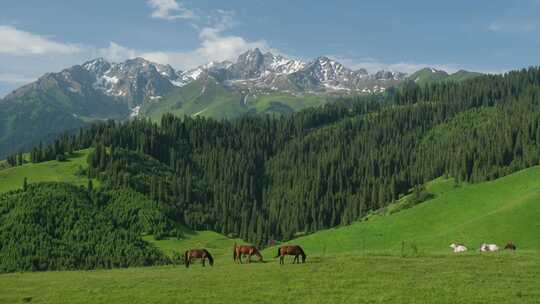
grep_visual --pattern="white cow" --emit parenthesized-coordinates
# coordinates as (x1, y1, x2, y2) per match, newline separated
(480, 243, 499, 252)
(450, 243, 468, 253)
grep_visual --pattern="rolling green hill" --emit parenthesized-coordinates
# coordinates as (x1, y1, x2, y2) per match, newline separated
(407, 68, 482, 85)
(0, 149, 96, 193)
(263, 166, 540, 256)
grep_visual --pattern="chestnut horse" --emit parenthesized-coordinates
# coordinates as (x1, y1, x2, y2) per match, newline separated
(184, 249, 214, 268)
(275, 245, 306, 265)
(233, 243, 263, 263)
(504, 242, 517, 250)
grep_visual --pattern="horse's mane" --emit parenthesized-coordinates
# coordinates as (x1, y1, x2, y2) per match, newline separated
(203, 249, 214, 265)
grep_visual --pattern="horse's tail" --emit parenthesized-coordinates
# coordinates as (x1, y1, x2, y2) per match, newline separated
(184, 250, 189, 268)
(204, 249, 214, 266)
(233, 242, 237, 261)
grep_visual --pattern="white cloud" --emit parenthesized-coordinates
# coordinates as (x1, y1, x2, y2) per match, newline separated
(487, 22, 503, 32)
(96, 42, 137, 62)
(0, 25, 81, 55)
(109, 32, 269, 70)
(96, 10, 269, 70)
(147, 0, 196, 20)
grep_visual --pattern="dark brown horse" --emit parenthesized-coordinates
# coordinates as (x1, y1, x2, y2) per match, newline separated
(233, 243, 263, 263)
(184, 249, 214, 268)
(275, 245, 306, 265)
(504, 242, 517, 250)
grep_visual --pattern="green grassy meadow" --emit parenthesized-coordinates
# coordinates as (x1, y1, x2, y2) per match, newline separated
(1, 253, 539, 303)
(0, 149, 96, 193)
(2, 163, 540, 303)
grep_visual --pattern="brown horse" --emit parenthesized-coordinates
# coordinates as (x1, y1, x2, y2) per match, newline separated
(233, 243, 263, 263)
(275, 245, 306, 265)
(184, 249, 214, 268)
(504, 242, 517, 250)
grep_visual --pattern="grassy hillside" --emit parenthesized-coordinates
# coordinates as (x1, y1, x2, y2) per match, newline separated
(265, 166, 540, 256)
(0, 149, 97, 193)
(142, 77, 331, 120)
(407, 68, 482, 85)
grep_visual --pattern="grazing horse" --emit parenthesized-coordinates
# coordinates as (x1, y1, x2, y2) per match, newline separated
(184, 249, 214, 268)
(504, 242, 517, 250)
(233, 243, 263, 263)
(450, 243, 468, 253)
(480, 243, 499, 252)
(275, 245, 306, 265)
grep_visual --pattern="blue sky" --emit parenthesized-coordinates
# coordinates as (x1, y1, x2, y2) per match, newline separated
(1, 0, 539, 96)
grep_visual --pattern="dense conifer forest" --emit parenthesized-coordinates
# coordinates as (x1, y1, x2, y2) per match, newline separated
(5, 67, 540, 250)
(0, 183, 169, 272)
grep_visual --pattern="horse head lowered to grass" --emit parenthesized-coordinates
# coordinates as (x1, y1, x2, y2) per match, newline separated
(233, 243, 264, 263)
(184, 249, 214, 268)
(275, 245, 306, 265)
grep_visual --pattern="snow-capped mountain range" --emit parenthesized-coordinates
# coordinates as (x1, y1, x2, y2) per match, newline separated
(179, 48, 406, 93)
(2, 48, 483, 124)
(68, 48, 408, 104)
(3, 48, 414, 112)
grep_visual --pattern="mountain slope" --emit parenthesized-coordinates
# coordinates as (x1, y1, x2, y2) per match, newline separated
(141, 75, 331, 120)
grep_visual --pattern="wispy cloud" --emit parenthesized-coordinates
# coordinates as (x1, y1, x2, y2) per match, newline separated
(487, 20, 537, 33)
(487, 22, 503, 32)
(0, 25, 81, 55)
(96, 42, 137, 62)
(147, 0, 196, 20)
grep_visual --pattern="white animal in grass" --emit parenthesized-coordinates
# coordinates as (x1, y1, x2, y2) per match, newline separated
(480, 243, 499, 252)
(450, 243, 468, 253)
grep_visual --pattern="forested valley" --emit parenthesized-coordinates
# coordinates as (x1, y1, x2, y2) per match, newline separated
(3, 67, 540, 272)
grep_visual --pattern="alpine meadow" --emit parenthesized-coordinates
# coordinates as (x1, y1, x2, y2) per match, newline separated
(1, 1, 540, 303)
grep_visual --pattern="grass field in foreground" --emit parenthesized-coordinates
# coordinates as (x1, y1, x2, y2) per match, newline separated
(0, 149, 97, 193)
(1, 253, 539, 304)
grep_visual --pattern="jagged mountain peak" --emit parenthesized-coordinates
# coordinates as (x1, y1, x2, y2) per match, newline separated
(82, 57, 112, 75)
